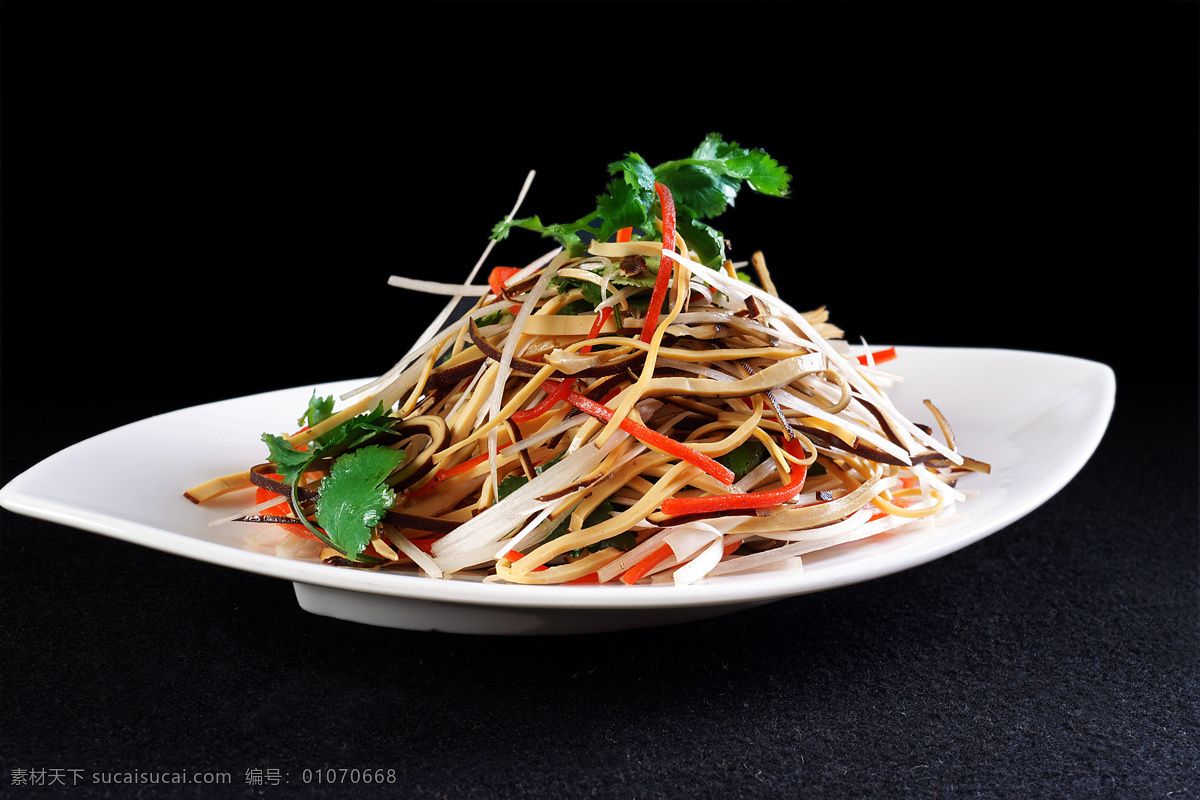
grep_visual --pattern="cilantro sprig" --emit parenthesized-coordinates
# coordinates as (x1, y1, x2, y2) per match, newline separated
(261, 399, 395, 485)
(315, 445, 406, 561)
(260, 396, 406, 561)
(491, 133, 791, 267)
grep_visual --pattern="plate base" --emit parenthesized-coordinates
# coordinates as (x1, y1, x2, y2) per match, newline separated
(292, 582, 776, 635)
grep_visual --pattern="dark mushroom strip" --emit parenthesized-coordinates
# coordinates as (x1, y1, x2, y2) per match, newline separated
(235, 513, 312, 525)
(468, 317, 544, 375)
(581, 373, 629, 402)
(843, 440, 912, 468)
(915, 454, 992, 474)
(535, 471, 608, 503)
(321, 553, 378, 569)
(859, 397, 906, 449)
(383, 511, 462, 534)
(619, 254, 649, 278)
(646, 508, 753, 527)
(505, 418, 537, 479)
(248, 464, 321, 503)
(425, 357, 488, 390)
(497, 271, 544, 301)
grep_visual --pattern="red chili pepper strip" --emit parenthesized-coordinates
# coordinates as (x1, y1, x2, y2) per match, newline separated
(659, 439, 808, 517)
(505, 550, 548, 571)
(639, 182, 676, 344)
(405, 479, 439, 499)
(542, 379, 735, 486)
(597, 386, 624, 406)
(616, 226, 633, 243)
(487, 266, 524, 313)
(619, 532, 743, 585)
(510, 377, 578, 423)
(620, 544, 673, 585)
(580, 307, 612, 355)
(407, 444, 512, 498)
(487, 266, 522, 298)
(255, 477, 322, 541)
(856, 347, 897, 366)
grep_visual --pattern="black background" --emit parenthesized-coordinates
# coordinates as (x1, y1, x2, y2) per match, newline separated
(2, 2, 1197, 799)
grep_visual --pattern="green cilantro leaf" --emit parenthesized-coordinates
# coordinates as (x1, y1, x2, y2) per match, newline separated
(675, 206, 727, 268)
(298, 392, 335, 430)
(627, 293, 670, 316)
(491, 134, 790, 266)
(262, 400, 394, 487)
(654, 163, 739, 218)
(655, 133, 793, 216)
(607, 152, 657, 201)
(314, 402, 392, 450)
(580, 281, 604, 307)
(691, 131, 737, 161)
(477, 308, 512, 327)
(261, 433, 315, 485)
(552, 275, 606, 310)
(557, 299, 594, 316)
(593, 176, 654, 245)
(315, 445, 407, 560)
(496, 471, 530, 503)
(716, 439, 768, 482)
(492, 214, 595, 258)
(609, 273, 657, 289)
(587, 528, 638, 555)
(725, 148, 792, 197)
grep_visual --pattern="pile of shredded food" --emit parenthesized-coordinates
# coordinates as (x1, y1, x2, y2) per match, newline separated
(185, 135, 989, 586)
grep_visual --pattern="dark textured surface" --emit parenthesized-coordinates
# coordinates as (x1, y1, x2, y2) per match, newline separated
(2, 2, 1197, 798)
(1, 405, 1196, 799)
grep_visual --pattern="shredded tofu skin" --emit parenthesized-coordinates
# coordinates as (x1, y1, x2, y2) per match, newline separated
(187, 172, 990, 587)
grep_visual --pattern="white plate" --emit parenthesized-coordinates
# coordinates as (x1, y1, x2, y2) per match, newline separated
(0, 347, 1114, 635)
